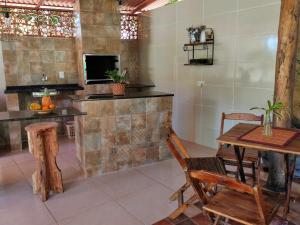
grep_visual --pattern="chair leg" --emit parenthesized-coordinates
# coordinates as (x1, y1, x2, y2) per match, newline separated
(168, 194, 198, 220)
(169, 182, 190, 202)
(213, 215, 221, 225)
(252, 162, 256, 184)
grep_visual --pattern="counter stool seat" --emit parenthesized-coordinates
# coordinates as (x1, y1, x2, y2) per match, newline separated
(25, 122, 63, 201)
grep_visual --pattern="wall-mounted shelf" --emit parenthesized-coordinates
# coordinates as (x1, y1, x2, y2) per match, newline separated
(183, 28, 214, 65)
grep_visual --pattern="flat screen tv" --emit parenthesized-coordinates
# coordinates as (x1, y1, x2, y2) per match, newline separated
(83, 54, 120, 84)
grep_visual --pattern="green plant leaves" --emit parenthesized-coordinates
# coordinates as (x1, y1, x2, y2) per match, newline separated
(250, 100, 288, 120)
(105, 69, 126, 83)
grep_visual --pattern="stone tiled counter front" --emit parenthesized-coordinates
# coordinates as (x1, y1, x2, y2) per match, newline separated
(72, 92, 174, 177)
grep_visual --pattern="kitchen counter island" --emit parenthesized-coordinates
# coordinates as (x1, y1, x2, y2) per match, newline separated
(71, 91, 174, 177)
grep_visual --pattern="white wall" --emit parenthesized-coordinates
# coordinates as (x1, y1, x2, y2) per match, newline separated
(139, 0, 280, 149)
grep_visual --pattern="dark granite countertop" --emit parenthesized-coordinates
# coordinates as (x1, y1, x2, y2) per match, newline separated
(0, 108, 86, 122)
(69, 91, 174, 102)
(5, 84, 84, 94)
(126, 84, 155, 89)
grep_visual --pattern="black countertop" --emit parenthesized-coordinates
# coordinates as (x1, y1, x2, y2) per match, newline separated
(69, 91, 174, 102)
(0, 108, 86, 122)
(5, 84, 84, 94)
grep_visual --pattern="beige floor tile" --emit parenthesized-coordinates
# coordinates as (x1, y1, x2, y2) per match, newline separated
(0, 164, 26, 185)
(45, 179, 112, 221)
(11, 150, 34, 164)
(137, 159, 184, 185)
(59, 201, 143, 225)
(0, 153, 15, 168)
(91, 168, 158, 199)
(0, 182, 56, 225)
(116, 183, 177, 225)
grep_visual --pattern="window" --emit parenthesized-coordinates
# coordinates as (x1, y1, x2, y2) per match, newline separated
(0, 8, 75, 38)
(120, 14, 138, 40)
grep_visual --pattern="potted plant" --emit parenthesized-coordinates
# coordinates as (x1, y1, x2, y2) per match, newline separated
(250, 100, 287, 136)
(105, 69, 126, 96)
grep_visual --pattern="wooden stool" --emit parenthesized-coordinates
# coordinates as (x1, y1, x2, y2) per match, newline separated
(25, 122, 63, 201)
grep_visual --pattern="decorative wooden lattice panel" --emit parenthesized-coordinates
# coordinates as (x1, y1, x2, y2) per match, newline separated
(121, 14, 138, 40)
(0, 8, 75, 38)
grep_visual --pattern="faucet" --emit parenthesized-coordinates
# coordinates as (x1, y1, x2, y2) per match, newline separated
(41, 74, 48, 82)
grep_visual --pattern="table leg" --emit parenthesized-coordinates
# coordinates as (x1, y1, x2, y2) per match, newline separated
(257, 152, 262, 186)
(283, 154, 296, 219)
(234, 145, 246, 183)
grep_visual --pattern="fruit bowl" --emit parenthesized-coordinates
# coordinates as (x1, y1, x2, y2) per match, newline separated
(31, 108, 55, 115)
(29, 102, 56, 115)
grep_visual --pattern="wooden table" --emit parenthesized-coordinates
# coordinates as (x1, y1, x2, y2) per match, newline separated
(217, 123, 300, 219)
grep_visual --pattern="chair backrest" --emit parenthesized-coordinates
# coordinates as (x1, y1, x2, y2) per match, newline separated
(188, 169, 268, 224)
(220, 112, 263, 136)
(166, 128, 190, 169)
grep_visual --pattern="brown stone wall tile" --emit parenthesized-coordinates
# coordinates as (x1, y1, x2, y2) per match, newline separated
(132, 114, 146, 129)
(100, 116, 116, 133)
(83, 116, 100, 133)
(80, 0, 94, 11)
(101, 146, 118, 173)
(116, 115, 131, 131)
(145, 143, 160, 163)
(54, 51, 66, 63)
(85, 150, 101, 168)
(54, 38, 74, 50)
(131, 128, 147, 144)
(40, 38, 55, 50)
(159, 111, 172, 129)
(85, 166, 101, 177)
(115, 145, 132, 170)
(41, 50, 55, 63)
(83, 101, 100, 116)
(146, 98, 159, 112)
(146, 112, 159, 129)
(100, 100, 115, 116)
(83, 132, 101, 151)
(132, 145, 147, 167)
(28, 50, 41, 62)
(30, 62, 43, 74)
(160, 97, 173, 111)
(116, 131, 130, 145)
(115, 99, 131, 115)
(146, 127, 160, 143)
(101, 132, 116, 147)
(131, 99, 146, 113)
(159, 141, 172, 160)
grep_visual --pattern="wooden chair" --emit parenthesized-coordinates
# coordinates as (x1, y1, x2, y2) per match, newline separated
(217, 112, 263, 183)
(166, 129, 225, 219)
(187, 168, 285, 225)
(166, 128, 197, 219)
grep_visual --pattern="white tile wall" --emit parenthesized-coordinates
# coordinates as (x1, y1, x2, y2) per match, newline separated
(139, 0, 280, 149)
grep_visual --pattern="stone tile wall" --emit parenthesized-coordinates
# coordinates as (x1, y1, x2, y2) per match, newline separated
(74, 96, 173, 177)
(2, 37, 78, 86)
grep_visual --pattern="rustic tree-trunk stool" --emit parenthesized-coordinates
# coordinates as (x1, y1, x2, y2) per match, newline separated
(25, 122, 63, 201)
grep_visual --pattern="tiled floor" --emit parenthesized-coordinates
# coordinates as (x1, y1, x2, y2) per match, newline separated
(0, 138, 299, 225)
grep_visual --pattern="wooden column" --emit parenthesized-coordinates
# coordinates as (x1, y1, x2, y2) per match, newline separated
(268, 0, 300, 191)
(25, 122, 63, 201)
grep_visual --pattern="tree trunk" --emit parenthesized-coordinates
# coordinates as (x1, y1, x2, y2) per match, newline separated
(268, 0, 300, 191)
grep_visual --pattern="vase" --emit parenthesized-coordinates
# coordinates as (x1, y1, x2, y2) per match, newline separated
(111, 83, 125, 96)
(200, 30, 206, 43)
(263, 112, 272, 136)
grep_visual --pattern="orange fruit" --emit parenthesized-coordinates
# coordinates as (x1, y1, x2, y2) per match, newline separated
(42, 96, 52, 107)
(49, 104, 56, 110)
(30, 103, 41, 110)
(42, 106, 49, 110)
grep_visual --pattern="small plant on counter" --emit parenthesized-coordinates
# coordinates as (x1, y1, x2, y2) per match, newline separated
(250, 100, 287, 136)
(105, 69, 127, 96)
